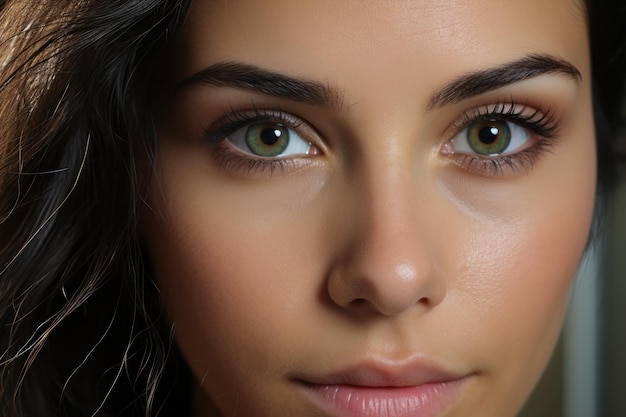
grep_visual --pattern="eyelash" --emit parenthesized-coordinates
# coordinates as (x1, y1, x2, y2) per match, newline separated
(447, 100, 561, 175)
(202, 101, 561, 177)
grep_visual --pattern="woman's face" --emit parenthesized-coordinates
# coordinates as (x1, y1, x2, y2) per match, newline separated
(144, 0, 595, 416)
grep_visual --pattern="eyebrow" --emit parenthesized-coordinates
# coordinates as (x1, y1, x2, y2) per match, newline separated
(427, 54, 581, 111)
(177, 54, 581, 112)
(176, 61, 344, 110)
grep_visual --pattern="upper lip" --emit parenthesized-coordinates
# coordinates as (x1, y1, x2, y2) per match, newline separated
(296, 356, 470, 388)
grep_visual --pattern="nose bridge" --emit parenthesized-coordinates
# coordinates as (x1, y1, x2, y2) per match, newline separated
(361, 153, 434, 286)
(357, 112, 422, 240)
(364, 155, 420, 256)
(327, 141, 447, 317)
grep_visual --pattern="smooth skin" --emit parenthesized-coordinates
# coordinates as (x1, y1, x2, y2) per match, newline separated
(144, 0, 596, 416)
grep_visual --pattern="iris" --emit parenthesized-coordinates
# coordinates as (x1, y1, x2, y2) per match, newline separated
(467, 120, 511, 155)
(245, 122, 290, 156)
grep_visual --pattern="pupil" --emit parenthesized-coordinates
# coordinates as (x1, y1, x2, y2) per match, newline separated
(260, 128, 282, 146)
(478, 125, 499, 144)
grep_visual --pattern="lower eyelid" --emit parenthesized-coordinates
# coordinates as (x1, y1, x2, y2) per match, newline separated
(445, 138, 555, 177)
(223, 136, 317, 158)
(213, 143, 315, 177)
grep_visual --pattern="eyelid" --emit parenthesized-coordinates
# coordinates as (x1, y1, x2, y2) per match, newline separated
(205, 108, 297, 142)
(202, 108, 325, 177)
(203, 108, 323, 149)
(449, 100, 560, 139)
(441, 100, 562, 176)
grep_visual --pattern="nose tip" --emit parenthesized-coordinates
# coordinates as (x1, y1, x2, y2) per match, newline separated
(395, 264, 417, 282)
(326, 230, 447, 317)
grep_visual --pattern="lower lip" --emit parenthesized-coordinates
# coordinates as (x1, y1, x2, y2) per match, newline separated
(299, 380, 465, 417)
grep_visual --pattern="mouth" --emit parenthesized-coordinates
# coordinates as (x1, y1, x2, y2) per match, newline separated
(295, 359, 473, 417)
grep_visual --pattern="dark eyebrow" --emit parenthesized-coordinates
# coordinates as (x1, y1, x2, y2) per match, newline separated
(427, 54, 582, 111)
(176, 61, 344, 110)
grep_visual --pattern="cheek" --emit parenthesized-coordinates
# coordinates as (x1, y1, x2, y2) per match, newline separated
(446, 128, 597, 411)
(142, 138, 333, 400)
(144, 195, 302, 409)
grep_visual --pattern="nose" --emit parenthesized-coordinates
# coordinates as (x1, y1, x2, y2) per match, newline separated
(326, 162, 447, 318)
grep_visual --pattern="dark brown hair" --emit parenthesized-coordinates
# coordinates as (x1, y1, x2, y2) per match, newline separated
(0, 1, 189, 415)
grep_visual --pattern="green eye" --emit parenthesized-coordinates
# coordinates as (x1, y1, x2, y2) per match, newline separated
(467, 120, 511, 155)
(224, 117, 314, 159)
(245, 122, 290, 157)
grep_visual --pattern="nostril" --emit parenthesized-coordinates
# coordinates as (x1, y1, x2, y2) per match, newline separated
(350, 298, 369, 308)
(418, 296, 433, 307)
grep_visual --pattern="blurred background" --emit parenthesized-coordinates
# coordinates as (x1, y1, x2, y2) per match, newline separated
(518, 174, 626, 417)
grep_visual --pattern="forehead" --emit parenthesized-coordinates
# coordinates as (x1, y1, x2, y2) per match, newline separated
(170, 0, 589, 96)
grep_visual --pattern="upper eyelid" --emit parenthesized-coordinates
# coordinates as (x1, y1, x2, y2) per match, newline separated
(456, 101, 550, 123)
(449, 101, 561, 138)
(204, 109, 306, 142)
(203, 108, 327, 155)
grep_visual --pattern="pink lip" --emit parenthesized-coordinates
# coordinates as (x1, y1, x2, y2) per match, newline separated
(296, 359, 471, 417)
